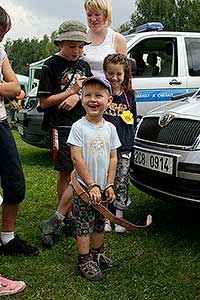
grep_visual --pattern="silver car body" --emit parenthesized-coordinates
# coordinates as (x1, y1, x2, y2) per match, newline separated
(130, 90, 200, 205)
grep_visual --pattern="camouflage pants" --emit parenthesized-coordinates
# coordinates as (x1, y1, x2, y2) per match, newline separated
(114, 151, 132, 211)
(73, 191, 105, 237)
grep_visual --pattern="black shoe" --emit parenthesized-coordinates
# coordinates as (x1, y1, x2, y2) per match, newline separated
(0, 235, 39, 256)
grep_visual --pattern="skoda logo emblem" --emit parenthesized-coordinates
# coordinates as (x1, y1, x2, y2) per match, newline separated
(158, 112, 176, 127)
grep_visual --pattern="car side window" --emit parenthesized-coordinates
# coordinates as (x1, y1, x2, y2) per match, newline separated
(185, 37, 200, 76)
(128, 37, 178, 78)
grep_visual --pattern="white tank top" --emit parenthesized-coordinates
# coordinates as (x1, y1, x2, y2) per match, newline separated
(0, 47, 7, 121)
(84, 28, 116, 77)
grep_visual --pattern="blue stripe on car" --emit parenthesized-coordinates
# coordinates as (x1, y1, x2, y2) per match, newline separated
(136, 89, 197, 102)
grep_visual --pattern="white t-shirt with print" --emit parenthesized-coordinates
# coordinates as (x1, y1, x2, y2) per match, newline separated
(67, 116, 121, 190)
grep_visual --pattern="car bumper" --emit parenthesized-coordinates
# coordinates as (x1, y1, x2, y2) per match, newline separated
(130, 142, 200, 206)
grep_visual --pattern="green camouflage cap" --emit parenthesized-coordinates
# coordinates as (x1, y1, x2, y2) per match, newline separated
(54, 20, 90, 46)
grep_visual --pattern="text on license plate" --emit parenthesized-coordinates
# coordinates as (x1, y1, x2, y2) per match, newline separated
(134, 149, 174, 175)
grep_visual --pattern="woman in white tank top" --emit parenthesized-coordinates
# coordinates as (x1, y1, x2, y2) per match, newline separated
(84, 0, 127, 77)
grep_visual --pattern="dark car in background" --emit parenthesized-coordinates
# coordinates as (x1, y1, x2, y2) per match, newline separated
(17, 87, 50, 149)
(130, 89, 200, 206)
(17, 56, 51, 149)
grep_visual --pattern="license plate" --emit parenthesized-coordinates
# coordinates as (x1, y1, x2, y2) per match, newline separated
(134, 149, 175, 175)
(18, 125, 24, 135)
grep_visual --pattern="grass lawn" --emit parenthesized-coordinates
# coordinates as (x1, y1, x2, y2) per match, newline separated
(1, 130, 200, 300)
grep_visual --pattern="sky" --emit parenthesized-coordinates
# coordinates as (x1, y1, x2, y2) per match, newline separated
(1, 0, 136, 42)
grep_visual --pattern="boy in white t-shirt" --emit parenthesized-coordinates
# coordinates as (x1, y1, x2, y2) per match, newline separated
(67, 76, 121, 281)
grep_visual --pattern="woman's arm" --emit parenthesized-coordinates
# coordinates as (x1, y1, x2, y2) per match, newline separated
(115, 32, 127, 56)
(0, 58, 21, 97)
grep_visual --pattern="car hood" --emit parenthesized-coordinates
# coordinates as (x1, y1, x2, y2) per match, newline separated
(146, 94, 200, 119)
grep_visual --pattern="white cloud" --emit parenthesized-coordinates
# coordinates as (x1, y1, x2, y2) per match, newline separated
(1, 0, 59, 40)
(1, 0, 136, 41)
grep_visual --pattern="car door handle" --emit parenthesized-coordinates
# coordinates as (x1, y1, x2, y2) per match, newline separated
(169, 79, 182, 85)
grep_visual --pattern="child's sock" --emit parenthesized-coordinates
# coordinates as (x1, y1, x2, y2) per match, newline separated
(90, 245, 103, 261)
(1, 231, 15, 245)
(55, 211, 65, 221)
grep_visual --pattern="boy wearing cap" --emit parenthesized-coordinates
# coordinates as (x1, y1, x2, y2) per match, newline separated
(37, 20, 92, 247)
(67, 76, 121, 281)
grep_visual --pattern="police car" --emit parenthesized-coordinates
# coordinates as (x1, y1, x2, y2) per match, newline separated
(126, 22, 200, 116)
(17, 22, 200, 148)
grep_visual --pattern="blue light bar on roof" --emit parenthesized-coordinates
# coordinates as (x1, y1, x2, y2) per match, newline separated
(135, 22, 164, 33)
(122, 22, 165, 36)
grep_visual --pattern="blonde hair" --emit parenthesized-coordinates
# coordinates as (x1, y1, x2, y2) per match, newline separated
(84, 0, 112, 26)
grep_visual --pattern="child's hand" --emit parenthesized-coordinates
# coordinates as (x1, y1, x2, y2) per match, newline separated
(73, 76, 87, 93)
(88, 186, 102, 203)
(58, 94, 79, 110)
(105, 186, 116, 203)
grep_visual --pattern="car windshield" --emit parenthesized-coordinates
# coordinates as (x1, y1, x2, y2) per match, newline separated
(27, 56, 51, 93)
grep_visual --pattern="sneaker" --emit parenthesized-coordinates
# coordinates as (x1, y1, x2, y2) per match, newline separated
(95, 252, 120, 271)
(39, 214, 65, 248)
(0, 235, 39, 256)
(77, 255, 105, 281)
(104, 219, 112, 232)
(0, 275, 26, 296)
(115, 224, 127, 233)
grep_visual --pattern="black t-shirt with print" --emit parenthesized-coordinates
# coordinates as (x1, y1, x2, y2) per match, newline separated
(104, 91, 137, 152)
(37, 55, 92, 131)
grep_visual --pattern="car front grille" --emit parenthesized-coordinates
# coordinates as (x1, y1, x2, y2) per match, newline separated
(136, 117, 200, 146)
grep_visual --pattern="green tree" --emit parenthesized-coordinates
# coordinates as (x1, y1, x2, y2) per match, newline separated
(121, 0, 200, 32)
(4, 34, 58, 75)
(175, 0, 200, 31)
(133, 0, 177, 30)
